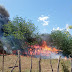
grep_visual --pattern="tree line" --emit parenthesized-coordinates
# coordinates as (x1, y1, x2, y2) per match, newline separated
(1, 16, 72, 56)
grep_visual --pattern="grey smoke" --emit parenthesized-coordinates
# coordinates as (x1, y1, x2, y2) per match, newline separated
(0, 5, 9, 17)
(0, 6, 12, 54)
(40, 33, 53, 46)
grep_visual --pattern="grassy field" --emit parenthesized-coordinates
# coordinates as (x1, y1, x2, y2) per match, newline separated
(0, 55, 71, 72)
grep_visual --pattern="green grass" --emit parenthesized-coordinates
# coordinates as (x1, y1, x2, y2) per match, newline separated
(0, 55, 71, 72)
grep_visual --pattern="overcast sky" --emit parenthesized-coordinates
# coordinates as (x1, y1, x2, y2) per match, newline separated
(0, 0, 72, 34)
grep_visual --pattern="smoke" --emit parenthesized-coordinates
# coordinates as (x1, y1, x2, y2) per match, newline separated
(0, 5, 12, 54)
(0, 5, 9, 17)
(35, 53, 64, 59)
(40, 33, 53, 46)
(0, 40, 3, 50)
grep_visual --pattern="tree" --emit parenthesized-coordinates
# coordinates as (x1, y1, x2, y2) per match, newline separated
(67, 25, 72, 55)
(3, 16, 39, 50)
(50, 30, 72, 56)
(68, 25, 72, 29)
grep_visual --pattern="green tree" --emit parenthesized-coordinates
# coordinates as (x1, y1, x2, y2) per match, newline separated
(67, 25, 72, 55)
(68, 25, 72, 29)
(4, 17, 37, 40)
(50, 30, 72, 56)
(3, 16, 39, 49)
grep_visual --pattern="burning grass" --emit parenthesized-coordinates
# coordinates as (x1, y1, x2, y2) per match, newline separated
(0, 55, 71, 72)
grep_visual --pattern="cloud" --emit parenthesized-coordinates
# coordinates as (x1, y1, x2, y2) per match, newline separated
(38, 15, 49, 26)
(53, 27, 63, 31)
(52, 24, 70, 31)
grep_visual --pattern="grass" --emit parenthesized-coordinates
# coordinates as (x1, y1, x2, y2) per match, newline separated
(0, 55, 71, 72)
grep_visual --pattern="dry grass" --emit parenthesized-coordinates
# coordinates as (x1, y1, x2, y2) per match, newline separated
(0, 55, 71, 72)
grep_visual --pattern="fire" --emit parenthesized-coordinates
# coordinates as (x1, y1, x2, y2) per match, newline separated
(28, 41, 60, 56)
(12, 41, 60, 58)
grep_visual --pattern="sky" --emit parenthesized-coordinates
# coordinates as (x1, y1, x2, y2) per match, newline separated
(0, 0, 72, 34)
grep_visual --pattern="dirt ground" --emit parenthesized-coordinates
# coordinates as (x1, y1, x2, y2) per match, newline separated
(0, 55, 71, 72)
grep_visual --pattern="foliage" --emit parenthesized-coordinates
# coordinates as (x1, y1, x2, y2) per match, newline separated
(3, 17, 37, 40)
(50, 30, 72, 56)
(68, 25, 72, 29)
(3, 16, 39, 49)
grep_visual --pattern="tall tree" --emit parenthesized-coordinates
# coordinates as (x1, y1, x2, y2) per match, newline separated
(3, 16, 39, 50)
(50, 30, 72, 56)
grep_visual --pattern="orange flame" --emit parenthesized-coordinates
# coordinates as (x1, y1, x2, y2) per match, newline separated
(12, 41, 60, 57)
(28, 41, 60, 56)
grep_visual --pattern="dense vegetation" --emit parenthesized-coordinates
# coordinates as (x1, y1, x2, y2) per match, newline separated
(2, 16, 72, 56)
(0, 5, 72, 56)
(3, 16, 40, 50)
(50, 30, 72, 56)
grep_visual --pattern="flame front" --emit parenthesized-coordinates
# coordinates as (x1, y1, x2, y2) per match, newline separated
(12, 41, 60, 57)
(28, 41, 59, 56)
